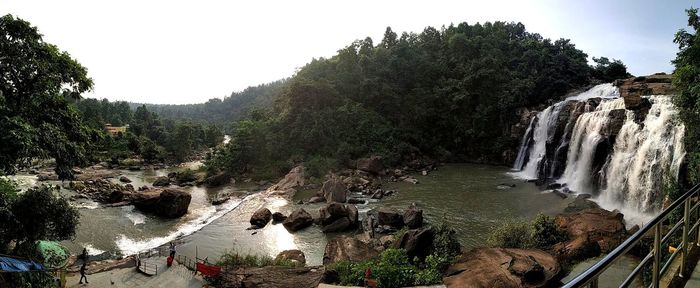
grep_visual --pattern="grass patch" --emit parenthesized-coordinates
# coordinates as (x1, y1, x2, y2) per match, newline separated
(216, 250, 299, 268)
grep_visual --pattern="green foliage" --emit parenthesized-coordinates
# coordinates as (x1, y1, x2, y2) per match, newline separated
(430, 223, 462, 261)
(0, 15, 93, 179)
(305, 156, 339, 178)
(673, 8, 700, 186)
(206, 21, 627, 178)
(330, 248, 451, 287)
(487, 219, 534, 248)
(0, 181, 79, 256)
(488, 213, 568, 249)
(591, 57, 632, 82)
(216, 250, 298, 268)
(532, 213, 568, 249)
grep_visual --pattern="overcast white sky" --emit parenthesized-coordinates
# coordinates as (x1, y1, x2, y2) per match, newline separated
(1, 0, 697, 104)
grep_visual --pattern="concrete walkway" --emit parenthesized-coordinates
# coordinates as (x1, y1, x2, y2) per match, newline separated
(686, 259, 700, 288)
(66, 257, 204, 288)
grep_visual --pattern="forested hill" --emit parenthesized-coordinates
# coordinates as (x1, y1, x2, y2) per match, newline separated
(205, 22, 631, 178)
(129, 80, 286, 126)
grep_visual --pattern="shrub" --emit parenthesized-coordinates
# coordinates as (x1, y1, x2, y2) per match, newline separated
(216, 250, 298, 268)
(487, 219, 534, 249)
(305, 156, 339, 178)
(175, 169, 197, 183)
(431, 223, 462, 261)
(531, 213, 568, 249)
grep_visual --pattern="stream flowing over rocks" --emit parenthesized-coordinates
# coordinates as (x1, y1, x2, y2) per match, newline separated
(512, 76, 685, 221)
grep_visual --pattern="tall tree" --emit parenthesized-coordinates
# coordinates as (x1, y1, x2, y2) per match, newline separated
(0, 14, 93, 179)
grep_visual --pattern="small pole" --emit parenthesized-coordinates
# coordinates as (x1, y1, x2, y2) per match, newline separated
(653, 223, 662, 288)
(681, 198, 690, 277)
(589, 277, 598, 288)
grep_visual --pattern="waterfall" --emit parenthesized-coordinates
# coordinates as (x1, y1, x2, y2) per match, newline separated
(560, 99, 625, 194)
(513, 84, 619, 180)
(513, 117, 537, 170)
(511, 83, 686, 219)
(598, 96, 685, 212)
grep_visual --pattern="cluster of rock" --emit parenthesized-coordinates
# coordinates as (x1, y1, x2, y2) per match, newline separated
(615, 73, 673, 110)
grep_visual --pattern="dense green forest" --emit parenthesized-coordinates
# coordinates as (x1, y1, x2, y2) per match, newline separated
(72, 98, 224, 164)
(673, 8, 700, 185)
(205, 22, 630, 178)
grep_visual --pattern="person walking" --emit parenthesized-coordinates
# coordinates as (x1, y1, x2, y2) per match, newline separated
(169, 242, 176, 259)
(78, 262, 88, 284)
(80, 248, 89, 265)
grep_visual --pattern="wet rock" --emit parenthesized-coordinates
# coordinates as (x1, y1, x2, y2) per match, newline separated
(128, 166, 141, 171)
(421, 170, 428, 176)
(393, 227, 435, 260)
(551, 190, 568, 199)
(283, 209, 313, 232)
(564, 197, 600, 213)
(37, 172, 58, 181)
(546, 183, 562, 190)
(370, 189, 384, 199)
(321, 177, 348, 203)
(444, 248, 560, 288)
(119, 176, 131, 183)
(356, 156, 384, 174)
(152, 176, 170, 187)
(275, 249, 306, 266)
(347, 198, 365, 204)
(321, 217, 352, 233)
(323, 235, 381, 265)
(272, 212, 287, 223)
(203, 172, 231, 188)
(211, 197, 230, 205)
(377, 207, 403, 228)
(250, 207, 272, 228)
(308, 196, 326, 203)
(132, 188, 191, 218)
(555, 208, 627, 255)
(266, 165, 305, 198)
(401, 176, 419, 184)
(403, 205, 423, 229)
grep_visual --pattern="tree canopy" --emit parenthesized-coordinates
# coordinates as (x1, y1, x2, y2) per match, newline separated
(207, 21, 630, 178)
(0, 14, 93, 179)
(673, 8, 700, 184)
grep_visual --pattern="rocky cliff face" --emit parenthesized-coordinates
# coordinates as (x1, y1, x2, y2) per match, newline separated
(615, 73, 673, 110)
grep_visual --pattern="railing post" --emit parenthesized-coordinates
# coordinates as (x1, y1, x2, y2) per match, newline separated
(588, 277, 598, 288)
(653, 223, 662, 288)
(681, 198, 690, 278)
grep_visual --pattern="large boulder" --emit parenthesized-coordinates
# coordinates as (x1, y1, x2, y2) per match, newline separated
(392, 227, 434, 260)
(403, 205, 423, 229)
(283, 209, 313, 232)
(272, 212, 287, 223)
(377, 207, 403, 228)
(119, 176, 131, 183)
(152, 176, 170, 187)
(318, 203, 358, 233)
(444, 248, 561, 288)
(554, 208, 627, 259)
(266, 166, 305, 198)
(220, 266, 325, 288)
(356, 156, 384, 174)
(615, 73, 673, 110)
(203, 172, 231, 188)
(250, 208, 272, 228)
(274, 249, 306, 266)
(133, 188, 191, 218)
(321, 177, 348, 203)
(323, 235, 382, 265)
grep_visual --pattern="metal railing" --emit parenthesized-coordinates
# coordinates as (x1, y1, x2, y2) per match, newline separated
(137, 260, 158, 276)
(564, 183, 700, 288)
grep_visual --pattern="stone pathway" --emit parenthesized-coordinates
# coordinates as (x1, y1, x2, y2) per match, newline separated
(66, 257, 204, 288)
(686, 259, 700, 288)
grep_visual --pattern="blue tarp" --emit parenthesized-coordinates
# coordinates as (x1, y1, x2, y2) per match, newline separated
(0, 256, 45, 272)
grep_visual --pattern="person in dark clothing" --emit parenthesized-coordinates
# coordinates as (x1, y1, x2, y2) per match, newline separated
(80, 248, 89, 264)
(79, 262, 88, 284)
(169, 242, 176, 258)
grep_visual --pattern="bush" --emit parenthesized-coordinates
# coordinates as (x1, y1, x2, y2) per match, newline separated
(531, 213, 568, 249)
(330, 248, 445, 288)
(175, 169, 197, 183)
(305, 156, 339, 178)
(487, 219, 534, 249)
(488, 213, 568, 250)
(216, 250, 298, 268)
(431, 223, 462, 261)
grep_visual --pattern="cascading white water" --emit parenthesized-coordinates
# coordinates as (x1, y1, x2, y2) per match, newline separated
(511, 82, 686, 223)
(514, 84, 619, 179)
(513, 117, 536, 170)
(598, 96, 685, 213)
(561, 98, 625, 194)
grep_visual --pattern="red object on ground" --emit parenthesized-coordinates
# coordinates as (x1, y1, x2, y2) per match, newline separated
(365, 267, 372, 279)
(166, 256, 173, 267)
(196, 262, 222, 277)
